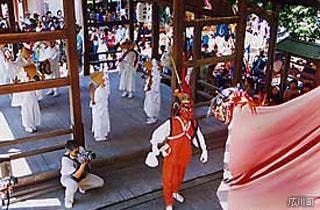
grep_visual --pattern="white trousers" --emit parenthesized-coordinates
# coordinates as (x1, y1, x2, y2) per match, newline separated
(61, 173, 104, 203)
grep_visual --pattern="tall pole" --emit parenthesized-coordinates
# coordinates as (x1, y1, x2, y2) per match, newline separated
(172, 0, 185, 103)
(192, 12, 202, 102)
(265, 4, 280, 102)
(128, 0, 135, 41)
(151, 2, 160, 59)
(234, 0, 246, 86)
(64, 0, 85, 147)
(82, 0, 90, 76)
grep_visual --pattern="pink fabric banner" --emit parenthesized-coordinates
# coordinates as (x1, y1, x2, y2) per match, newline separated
(218, 86, 320, 210)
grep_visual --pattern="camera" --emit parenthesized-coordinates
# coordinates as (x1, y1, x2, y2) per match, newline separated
(79, 150, 96, 161)
(0, 176, 17, 190)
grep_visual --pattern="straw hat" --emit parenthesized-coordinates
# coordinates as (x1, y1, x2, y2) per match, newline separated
(23, 64, 37, 79)
(21, 44, 33, 59)
(144, 60, 152, 71)
(90, 72, 104, 86)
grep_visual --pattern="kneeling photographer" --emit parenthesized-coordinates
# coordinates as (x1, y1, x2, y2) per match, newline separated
(60, 140, 104, 208)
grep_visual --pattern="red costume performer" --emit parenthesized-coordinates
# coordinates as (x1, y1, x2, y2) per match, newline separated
(145, 93, 208, 210)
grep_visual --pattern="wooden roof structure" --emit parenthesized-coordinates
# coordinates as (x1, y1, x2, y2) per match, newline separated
(277, 38, 320, 61)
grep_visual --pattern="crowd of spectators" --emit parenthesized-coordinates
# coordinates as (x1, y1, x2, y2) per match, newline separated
(87, 2, 128, 24)
(16, 10, 64, 32)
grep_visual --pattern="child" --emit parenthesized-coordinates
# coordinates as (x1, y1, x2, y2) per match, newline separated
(143, 59, 162, 124)
(20, 64, 41, 133)
(90, 72, 111, 141)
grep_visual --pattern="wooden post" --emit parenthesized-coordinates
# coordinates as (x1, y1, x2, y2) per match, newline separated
(172, 0, 185, 103)
(128, 0, 135, 41)
(279, 53, 290, 101)
(64, 0, 85, 147)
(6, 0, 16, 30)
(151, 2, 160, 59)
(315, 61, 320, 87)
(13, 0, 19, 22)
(233, 0, 246, 86)
(82, 0, 90, 76)
(265, 4, 280, 101)
(192, 12, 202, 103)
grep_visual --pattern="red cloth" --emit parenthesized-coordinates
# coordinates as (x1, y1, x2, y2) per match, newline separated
(162, 118, 195, 205)
(218, 86, 320, 210)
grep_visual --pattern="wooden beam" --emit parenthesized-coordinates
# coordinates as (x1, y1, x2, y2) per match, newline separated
(0, 129, 73, 148)
(183, 55, 236, 68)
(64, 0, 85, 147)
(195, 100, 211, 108)
(0, 78, 69, 95)
(0, 31, 67, 43)
(191, 12, 202, 102)
(151, 2, 160, 59)
(87, 20, 131, 27)
(265, 6, 280, 102)
(233, 0, 246, 86)
(197, 79, 220, 91)
(82, 0, 91, 76)
(245, 0, 272, 22)
(139, 0, 233, 18)
(128, 0, 135, 41)
(186, 16, 240, 27)
(7, 144, 65, 161)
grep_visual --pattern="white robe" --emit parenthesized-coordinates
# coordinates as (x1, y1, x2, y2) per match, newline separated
(91, 80, 110, 140)
(0, 51, 8, 85)
(21, 90, 41, 129)
(45, 46, 60, 79)
(7, 56, 32, 107)
(143, 66, 161, 119)
(119, 50, 138, 92)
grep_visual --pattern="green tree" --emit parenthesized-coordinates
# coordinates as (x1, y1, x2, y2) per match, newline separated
(278, 6, 320, 42)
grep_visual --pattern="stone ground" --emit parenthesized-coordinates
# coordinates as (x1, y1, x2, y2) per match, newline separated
(0, 72, 227, 178)
(9, 148, 224, 210)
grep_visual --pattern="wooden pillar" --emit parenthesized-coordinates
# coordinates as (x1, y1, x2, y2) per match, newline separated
(280, 53, 290, 101)
(7, 0, 16, 31)
(13, 0, 19, 23)
(151, 2, 160, 59)
(128, 0, 135, 41)
(172, 0, 185, 102)
(82, 0, 90, 76)
(315, 62, 320, 87)
(265, 5, 280, 101)
(63, 0, 85, 147)
(192, 12, 202, 103)
(22, 0, 28, 16)
(233, 0, 246, 86)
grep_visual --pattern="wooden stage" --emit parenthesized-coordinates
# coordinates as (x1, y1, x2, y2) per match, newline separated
(0, 73, 227, 179)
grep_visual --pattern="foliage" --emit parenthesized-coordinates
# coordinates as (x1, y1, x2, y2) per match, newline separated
(278, 5, 320, 42)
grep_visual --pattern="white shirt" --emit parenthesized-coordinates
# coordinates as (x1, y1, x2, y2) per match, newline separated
(150, 117, 207, 151)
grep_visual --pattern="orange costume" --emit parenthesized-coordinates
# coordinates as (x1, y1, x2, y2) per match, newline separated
(146, 99, 208, 209)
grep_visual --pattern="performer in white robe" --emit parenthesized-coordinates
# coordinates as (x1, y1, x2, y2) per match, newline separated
(6, 46, 34, 107)
(20, 65, 41, 133)
(90, 72, 111, 141)
(44, 41, 61, 96)
(118, 40, 139, 99)
(143, 59, 162, 124)
(0, 44, 8, 85)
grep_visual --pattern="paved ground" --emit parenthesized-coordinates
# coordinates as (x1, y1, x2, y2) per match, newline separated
(125, 176, 222, 210)
(9, 148, 224, 210)
(0, 73, 227, 178)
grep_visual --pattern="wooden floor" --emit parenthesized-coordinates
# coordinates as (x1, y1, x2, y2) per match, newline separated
(0, 73, 227, 178)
